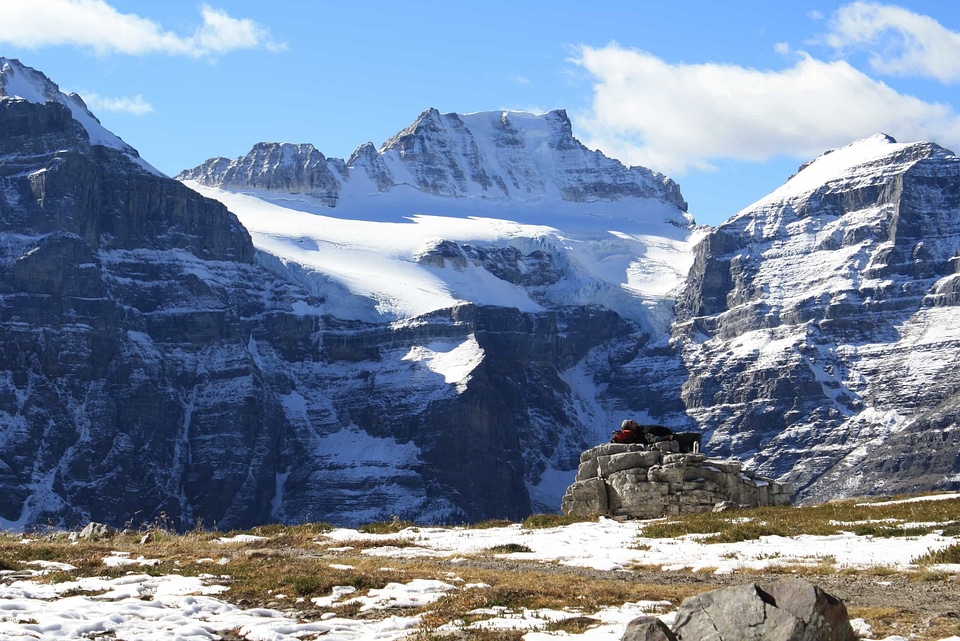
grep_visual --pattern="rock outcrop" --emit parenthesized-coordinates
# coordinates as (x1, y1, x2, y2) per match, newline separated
(561, 443, 791, 519)
(622, 617, 677, 641)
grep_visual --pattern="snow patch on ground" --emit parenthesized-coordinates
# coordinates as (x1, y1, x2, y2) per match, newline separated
(6, 508, 960, 639)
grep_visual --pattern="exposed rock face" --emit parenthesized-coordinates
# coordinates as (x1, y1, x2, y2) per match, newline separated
(178, 108, 688, 211)
(0, 60, 294, 529)
(622, 616, 677, 641)
(178, 142, 347, 207)
(2, 60, 660, 530)
(172, 102, 701, 527)
(671, 135, 960, 502)
(671, 579, 854, 641)
(561, 443, 791, 519)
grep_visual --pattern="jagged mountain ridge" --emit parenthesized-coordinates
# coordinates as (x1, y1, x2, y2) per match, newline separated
(177, 107, 701, 337)
(178, 107, 688, 212)
(0, 58, 158, 176)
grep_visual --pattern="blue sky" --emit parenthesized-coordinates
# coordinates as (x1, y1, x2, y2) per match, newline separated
(2, 1, 959, 226)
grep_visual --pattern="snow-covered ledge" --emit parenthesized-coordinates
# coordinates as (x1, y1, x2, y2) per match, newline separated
(561, 443, 792, 519)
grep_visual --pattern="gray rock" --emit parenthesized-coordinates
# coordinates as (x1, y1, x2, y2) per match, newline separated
(664, 453, 707, 467)
(582, 443, 648, 463)
(622, 616, 678, 641)
(77, 522, 114, 539)
(561, 477, 609, 517)
(652, 440, 680, 454)
(598, 451, 663, 477)
(671, 578, 854, 641)
(576, 457, 600, 481)
(563, 444, 789, 520)
(713, 500, 739, 512)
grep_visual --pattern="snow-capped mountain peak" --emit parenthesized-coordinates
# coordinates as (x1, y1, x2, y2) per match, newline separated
(677, 130, 960, 505)
(738, 133, 953, 217)
(0, 57, 159, 174)
(181, 107, 688, 214)
(0, 57, 65, 104)
(178, 107, 701, 331)
(371, 107, 687, 207)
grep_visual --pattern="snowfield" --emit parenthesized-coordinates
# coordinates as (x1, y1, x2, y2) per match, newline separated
(184, 182, 702, 336)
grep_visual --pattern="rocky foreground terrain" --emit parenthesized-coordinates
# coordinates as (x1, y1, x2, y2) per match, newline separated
(3, 494, 960, 640)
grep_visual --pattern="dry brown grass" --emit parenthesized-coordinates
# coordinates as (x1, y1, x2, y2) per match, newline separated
(520, 514, 597, 529)
(848, 605, 916, 639)
(925, 613, 960, 639)
(3, 496, 960, 638)
(638, 495, 960, 542)
(845, 603, 960, 641)
(408, 562, 699, 637)
(0, 525, 695, 626)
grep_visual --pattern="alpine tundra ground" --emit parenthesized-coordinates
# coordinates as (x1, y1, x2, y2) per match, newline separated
(2, 495, 960, 640)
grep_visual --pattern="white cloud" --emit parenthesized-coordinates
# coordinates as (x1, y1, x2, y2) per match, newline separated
(824, 1, 960, 83)
(572, 43, 960, 174)
(0, 1, 284, 57)
(80, 92, 153, 116)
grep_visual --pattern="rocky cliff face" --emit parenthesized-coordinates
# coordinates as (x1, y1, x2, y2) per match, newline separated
(0, 59, 679, 530)
(672, 134, 960, 502)
(0, 58, 295, 529)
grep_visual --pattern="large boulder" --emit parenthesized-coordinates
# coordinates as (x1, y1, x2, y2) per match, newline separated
(670, 578, 854, 641)
(623, 616, 678, 641)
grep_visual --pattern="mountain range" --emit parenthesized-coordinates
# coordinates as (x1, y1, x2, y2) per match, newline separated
(1, 57, 958, 530)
